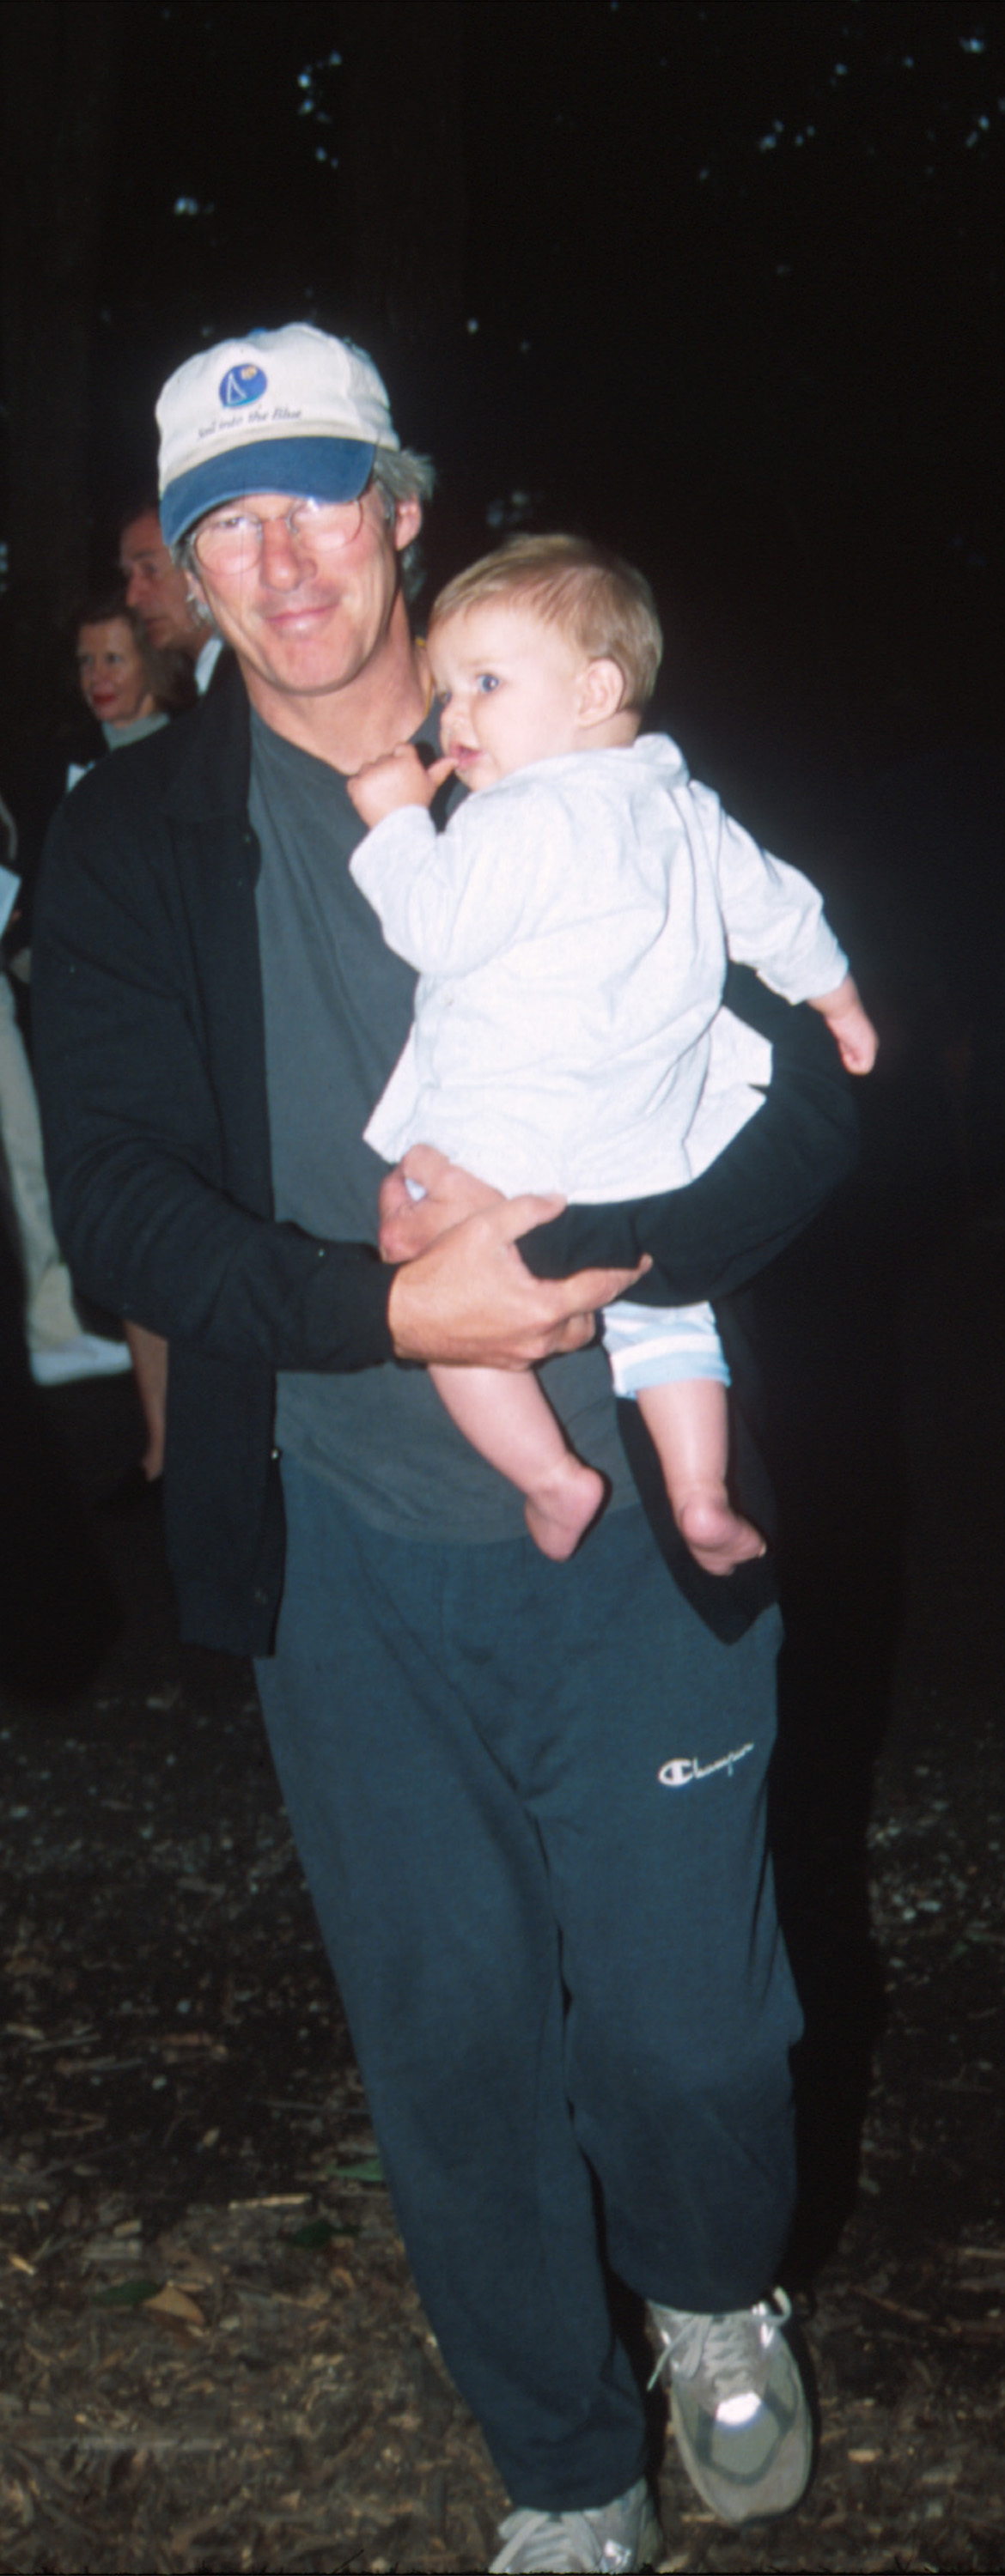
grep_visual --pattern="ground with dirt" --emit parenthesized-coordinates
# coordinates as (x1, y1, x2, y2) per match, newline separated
(2, 1208, 1004, 2573)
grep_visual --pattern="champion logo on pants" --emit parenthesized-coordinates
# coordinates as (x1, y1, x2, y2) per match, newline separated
(658, 1742, 754, 1789)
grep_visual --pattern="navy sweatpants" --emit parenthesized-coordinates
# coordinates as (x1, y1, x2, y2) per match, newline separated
(255, 1457, 801, 2511)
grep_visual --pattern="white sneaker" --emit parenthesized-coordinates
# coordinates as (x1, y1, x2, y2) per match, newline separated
(649, 2288, 813, 2525)
(31, 1331, 134, 1386)
(490, 2476, 661, 2571)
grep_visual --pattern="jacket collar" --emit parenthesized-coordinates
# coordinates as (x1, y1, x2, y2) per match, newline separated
(160, 658, 253, 821)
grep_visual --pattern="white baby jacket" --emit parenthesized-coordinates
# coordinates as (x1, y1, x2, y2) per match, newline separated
(350, 735, 848, 1200)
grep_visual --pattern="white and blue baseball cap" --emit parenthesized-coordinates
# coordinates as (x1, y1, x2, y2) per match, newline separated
(157, 324, 400, 544)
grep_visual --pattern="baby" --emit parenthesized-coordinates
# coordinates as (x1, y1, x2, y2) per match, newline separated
(348, 536, 876, 1575)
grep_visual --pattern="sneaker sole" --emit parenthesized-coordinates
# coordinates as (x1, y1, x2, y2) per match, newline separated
(490, 2498, 663, 2571)
(669, 2361, 813, 2527)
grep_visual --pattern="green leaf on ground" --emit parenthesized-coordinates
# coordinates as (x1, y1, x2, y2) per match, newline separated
(89, 2277, 161, 2307)
(328, 2156, 386, 2184)
(287, 2218, 359, 2248)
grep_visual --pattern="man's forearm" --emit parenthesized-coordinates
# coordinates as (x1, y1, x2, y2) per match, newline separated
(519, 971, 858, 1303)
(47, 1133, 397, 1371)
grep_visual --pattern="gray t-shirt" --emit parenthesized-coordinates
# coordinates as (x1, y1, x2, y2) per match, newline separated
(249, 708, 636, 1543)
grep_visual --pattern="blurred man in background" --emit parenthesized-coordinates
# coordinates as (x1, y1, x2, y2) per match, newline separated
(119, 502, 226, 695)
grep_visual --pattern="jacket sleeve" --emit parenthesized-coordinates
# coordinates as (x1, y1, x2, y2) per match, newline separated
(518, 965, 859, 1302)
(32, 772, 395, 1374)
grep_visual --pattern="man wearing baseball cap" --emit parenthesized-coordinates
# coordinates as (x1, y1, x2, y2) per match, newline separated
(34, 325, 850, 2569)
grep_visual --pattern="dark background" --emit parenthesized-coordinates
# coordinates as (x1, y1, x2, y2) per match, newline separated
(1, 0, 1002, 850)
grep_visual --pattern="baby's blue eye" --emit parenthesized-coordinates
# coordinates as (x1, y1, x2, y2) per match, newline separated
(476, 673, 500, 694)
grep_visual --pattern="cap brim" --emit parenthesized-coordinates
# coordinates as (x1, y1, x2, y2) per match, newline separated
(161, 436, 377, 545)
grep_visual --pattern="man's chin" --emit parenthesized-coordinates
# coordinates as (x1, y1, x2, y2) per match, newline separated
(143, 619, 197, 658)
(244, 629, 375, 698)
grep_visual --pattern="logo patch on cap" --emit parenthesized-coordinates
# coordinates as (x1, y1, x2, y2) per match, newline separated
(219, 362, 268, 408)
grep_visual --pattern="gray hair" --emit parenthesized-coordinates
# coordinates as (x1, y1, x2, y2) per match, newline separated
(174, 444, 436, 608)
(372, 447, 435, 601)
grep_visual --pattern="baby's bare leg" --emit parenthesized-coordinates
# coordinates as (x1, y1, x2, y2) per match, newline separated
(429, 1363, 606, 1560)
(636, 1377, 766, 1575)
(124, 1320, 168, 1481)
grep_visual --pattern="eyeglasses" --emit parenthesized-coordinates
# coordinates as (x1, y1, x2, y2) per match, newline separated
(192, 493, 368, 575)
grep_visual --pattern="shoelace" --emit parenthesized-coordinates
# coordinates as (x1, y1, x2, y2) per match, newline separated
(649, 2289, 791, 2397)
(492, 2506, 636, 2571)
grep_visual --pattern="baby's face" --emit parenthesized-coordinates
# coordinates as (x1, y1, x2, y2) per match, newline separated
(429, 601, 591, 790)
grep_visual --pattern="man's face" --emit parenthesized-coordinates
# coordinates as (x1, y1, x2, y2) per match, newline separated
(119, 510, 204, 656)
(186, 485, 421, 706)
(430, 602, 592, 790)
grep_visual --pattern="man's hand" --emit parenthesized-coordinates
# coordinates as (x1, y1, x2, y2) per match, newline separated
(378, 1145, 504, 1263)
(385, 1183, 649, 1370)
(348, 744, 455, 829)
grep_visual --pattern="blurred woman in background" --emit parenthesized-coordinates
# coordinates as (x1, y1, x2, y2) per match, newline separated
(74, 598, 188, 752)
(1, 600, 192, 1449)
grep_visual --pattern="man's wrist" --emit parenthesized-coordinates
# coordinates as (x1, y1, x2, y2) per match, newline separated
(386, 1261, 423, 1361)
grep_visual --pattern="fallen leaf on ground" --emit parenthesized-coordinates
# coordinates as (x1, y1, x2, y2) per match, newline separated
(146, 2285, 205, 2326)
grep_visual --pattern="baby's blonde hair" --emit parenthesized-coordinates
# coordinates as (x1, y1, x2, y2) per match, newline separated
(429, 533, 663, 714)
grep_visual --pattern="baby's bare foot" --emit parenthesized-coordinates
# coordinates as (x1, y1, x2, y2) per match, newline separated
(676, 1490, 767, 1577)
(525, 1460, 607, 1561)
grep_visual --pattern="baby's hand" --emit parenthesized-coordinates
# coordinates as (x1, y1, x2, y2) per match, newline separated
(348, 744, 454, 827)
(810, 976, 880, 1075)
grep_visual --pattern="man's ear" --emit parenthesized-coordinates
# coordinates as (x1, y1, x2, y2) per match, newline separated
(576, 657, 627, 727)
(393, 496, 423, 555)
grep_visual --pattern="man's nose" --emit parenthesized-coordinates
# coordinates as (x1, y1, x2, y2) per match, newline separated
(259, 519, 313, 586)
